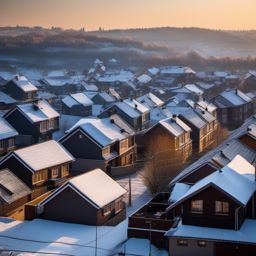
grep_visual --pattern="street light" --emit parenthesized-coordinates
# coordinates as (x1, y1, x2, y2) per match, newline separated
(145, 220, 152, 256)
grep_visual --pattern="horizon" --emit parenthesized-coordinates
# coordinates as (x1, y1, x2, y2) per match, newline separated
(1, 0, 256, 31)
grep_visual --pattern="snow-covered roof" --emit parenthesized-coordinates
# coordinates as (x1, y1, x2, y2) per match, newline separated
(37, 91, 56, 100)
(160, 66, 195, 75)
(137, 74, 152, 84)
(150, 107, 172, 121)
(40, 169, 126, 209)
(137, 93, 164, 109)
(215, 89, 252, 107)
(43, 78, 67, 87)
(62, 93, 93, 108)
(0, 118, 18, 140)
(115, 102, 140, 118)
(213, 71, 229, 78)
(157, 117, 191, 137)
(196, 100, 217, 113)
(195, 107, 216, 124)
(92, 104, 104, 116)
(96, 92, 116, 103)
(184, 84, 204, 95)
(109, 88, 121, 100)
(247, 123, 256, 139)
(0, 91, 16, 104)
(94, 58, 103, 65)
(0, 169, 31, 204)
(15, 100, 59, 123)
(95, 70, 134, 83)
(12, 75, 38, 92)
(2, 140, 74, 172)
(168, 166, 256, 210)
(166, 219, 256, 245)
(67, 117, 132, 147)
(169, 183, 191, 203)
(148, 67, 160, 76)
(123, 99, 150, 114)
(226, 155, 255, 181)
(82, 83, 99, 91)
(180, 108, 206, 129)
(48, 70, 67, 78)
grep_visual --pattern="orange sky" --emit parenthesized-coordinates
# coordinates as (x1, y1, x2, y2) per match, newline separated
(1, 0, 256, 30)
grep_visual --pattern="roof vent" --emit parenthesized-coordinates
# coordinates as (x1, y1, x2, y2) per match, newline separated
(120, 128, 125, 133)
(134, 104, 138, 108)
(219, 169, 223, 173)
(110, 119, 115, 124)
(201, 110, 205, 114)
(130, 98, 133, 101)
(162, 106, 166, 109)
(173, 114, 177, 118)
(33, 103, 39, 111)
(247, 127, 252, 132)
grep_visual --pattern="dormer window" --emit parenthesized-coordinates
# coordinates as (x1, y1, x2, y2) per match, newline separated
(215, 201, 229, 216)
(191, 200, 203, 214)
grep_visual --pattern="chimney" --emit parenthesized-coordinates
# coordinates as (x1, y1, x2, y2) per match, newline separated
(134, 104, 138, 108)
(33, 103, 39, 111)
(110, 119, 115, 124)
(120, 128, 125, 133)
(173, 114, 177, 118)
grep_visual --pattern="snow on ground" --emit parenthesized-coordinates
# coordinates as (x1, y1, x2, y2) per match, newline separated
(116, 170, 153, 216)
(0, 217, 167, 256)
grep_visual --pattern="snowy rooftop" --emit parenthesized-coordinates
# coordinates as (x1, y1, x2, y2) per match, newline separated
(95, 70, 134, 83)
(124, 98, 150, 114)
(195, 107, 216, 124)
(96, 92, 116, 103)
(6, 140, 74, 172)
(82, 82, 99, 91)
(215, 89, 252, 107)
(67, 117, 132, 147)
(148, 67, 160, 76)
(248, 123, 256, 139)
(180, 108, 206, 129)
(48, 70, 67, 78)
(12, 75, 38, 92)
(166, 219, 256, 245)
(168, 165, 256, 210)
(137, 74, 152, 84)
(160, 66, 196, 75)
(41, 169, 126, 208)
(196, 99, 217, 113)
(62, 92, 93, 108)
(158, 117, 191, 137)
(115, 102, 140, 118)
(0, 169, 31, 204)
(0, 91, 16, 104)
(137, 92, 164, 108)
(0, 118, 18, 140)
(150, 107, 172, 121)
(37, 91, 56, 100)
(16, 100, 59, 123)
(169, 183, 191, 203)
(184, 84, 204, 95)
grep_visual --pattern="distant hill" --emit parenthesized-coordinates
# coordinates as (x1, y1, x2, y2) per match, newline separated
(0, 27, 256, 71)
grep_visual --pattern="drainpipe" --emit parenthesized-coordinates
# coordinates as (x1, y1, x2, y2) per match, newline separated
(235, 206, 241, 231)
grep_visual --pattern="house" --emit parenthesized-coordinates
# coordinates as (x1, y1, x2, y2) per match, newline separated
(142, 116, 192, 163)
(195, 99, 217, 117)
(136, 74, 152, 86)
(37, 168, 126, 226)
(212, 89, 254, 130)
(99, 100, 150, 132)
(240, 71, 256, 92)
(0, 169, 31, 217)
(0, 91, 16, 110)
(179, 108, 218, 153)
(59, 115, 136, 175)
(136, 92, 164, 109)
(62, 92, 93, 117)
(4, 100, 60, 145)
(4, 75, 38, 102)
(171, 84, 204, 102)
(0, 140, 74, 198)
(91, 91, 116, 106)
(0, 118, 18, 156)
(159, 66, 196, 83)
(165, 156, 256, 256)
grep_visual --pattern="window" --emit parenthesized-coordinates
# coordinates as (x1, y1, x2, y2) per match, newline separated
(51, 167, 59, 178)
(177, 239, 188, 246)
(40, 122, 47, 132)
(198, 240, 207, 247)
(102, 204, 112, 216)
(48, 119, 55, 129)
(102, 146, 110, 156)
(142, 114, 147, 123)
(33, 170, 47, 184)
(0, 140, 5, 149)
(215, 201, 229, 216)
(115, 198, 123, 214)
(191, 200, 203, 214)
(61, 164, 69, 177)
(8, 138, 15, 148)
(120, 139, 128, 153)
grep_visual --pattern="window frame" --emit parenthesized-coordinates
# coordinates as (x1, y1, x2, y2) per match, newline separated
(191, 199, 203, 214)
(215, 200, 229, 216)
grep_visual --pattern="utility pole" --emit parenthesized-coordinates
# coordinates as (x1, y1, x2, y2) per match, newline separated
(145, 221, 152, 256)
(95, 225, 97, 256)
(128, 175, 132, 206)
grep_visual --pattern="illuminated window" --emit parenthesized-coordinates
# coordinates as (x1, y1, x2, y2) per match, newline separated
(198, 240, 207, 247)
(102, 146, 110, 156)
(177, 239, 188, 246)
(191, 200, 203, 214)
(51, 167, 59, 178)
(215, 201, 229, 215)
